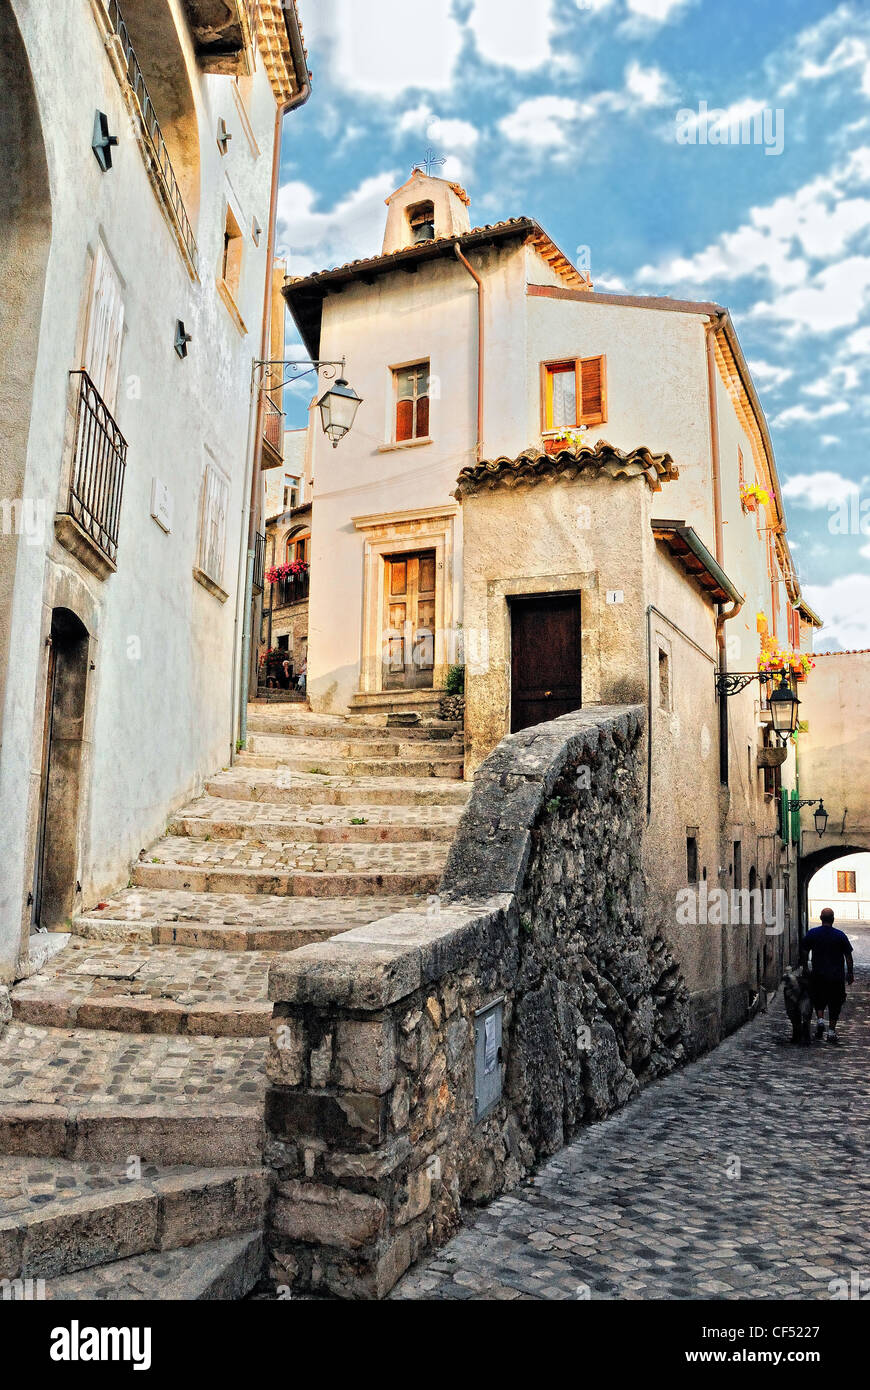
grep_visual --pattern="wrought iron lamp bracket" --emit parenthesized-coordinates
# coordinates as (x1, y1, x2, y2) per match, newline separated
(715, 671, 764, 697)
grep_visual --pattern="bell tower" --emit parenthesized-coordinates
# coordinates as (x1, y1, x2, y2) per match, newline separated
(382, 169, 472, 255)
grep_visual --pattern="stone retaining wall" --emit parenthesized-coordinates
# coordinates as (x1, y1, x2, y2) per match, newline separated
(264, 706, 689, 1298)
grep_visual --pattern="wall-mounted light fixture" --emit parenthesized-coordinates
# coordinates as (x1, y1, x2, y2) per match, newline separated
(253, 358, 362, 449)
(791, 796, 829, 838)
(716, 670, 800, 745)
(252, 216, 263, 246)
(217, 118, 232, 155)
(92, 111, 119, 172)
(174, 320, 192, 359)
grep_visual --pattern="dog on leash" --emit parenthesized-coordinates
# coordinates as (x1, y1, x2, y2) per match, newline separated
(783, 966, 813, 1044)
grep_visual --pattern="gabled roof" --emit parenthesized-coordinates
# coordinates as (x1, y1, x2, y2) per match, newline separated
(454, 439, 678, 498)
(284, 219, 589, 358)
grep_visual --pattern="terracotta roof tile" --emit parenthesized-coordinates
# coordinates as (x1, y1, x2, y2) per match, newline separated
(454, 439, 679, 497)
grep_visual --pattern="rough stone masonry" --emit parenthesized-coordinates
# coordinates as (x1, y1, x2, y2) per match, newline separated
(263, 706, 689, 1298)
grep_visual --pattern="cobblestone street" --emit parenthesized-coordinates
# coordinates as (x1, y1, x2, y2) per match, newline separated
(393, 928, 870, 1301)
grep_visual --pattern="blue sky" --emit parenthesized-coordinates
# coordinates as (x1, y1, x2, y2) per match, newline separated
(278, 0, 870, 651)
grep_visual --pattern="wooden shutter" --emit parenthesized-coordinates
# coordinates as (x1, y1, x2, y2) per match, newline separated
(83, 243, 125, 413)
(199, 462, 230, 586)
(579, 355, 606, 425)
(416, 393, 429, 438)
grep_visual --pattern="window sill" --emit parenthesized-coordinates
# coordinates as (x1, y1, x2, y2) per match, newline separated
(193, 566, 229, 603)
(217, 278, 247, 336)
(377, 436, 433, 454)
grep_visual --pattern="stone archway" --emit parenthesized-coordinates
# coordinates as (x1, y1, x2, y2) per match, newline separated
(0, 0, 52, 738)
(798, 843, 870, 938)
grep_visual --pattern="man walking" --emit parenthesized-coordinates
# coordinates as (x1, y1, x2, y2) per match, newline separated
(801, 907, 854, 1045)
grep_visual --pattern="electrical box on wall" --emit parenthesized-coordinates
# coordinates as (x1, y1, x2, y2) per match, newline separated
(473, 997, 504, 1123)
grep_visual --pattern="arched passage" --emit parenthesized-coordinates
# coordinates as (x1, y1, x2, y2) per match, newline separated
(0, 0, 52, 733)
(799, 843, 870, 942)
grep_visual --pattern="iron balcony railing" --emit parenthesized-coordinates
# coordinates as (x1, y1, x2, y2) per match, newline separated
(67, 371, 128, 566)
(275, 570, 310, 606)
(253, 531, 266, 593)
(263, 395, 285, 454)
(103, 0, 199, 273)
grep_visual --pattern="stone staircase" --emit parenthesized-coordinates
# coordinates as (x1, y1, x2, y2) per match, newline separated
(0, 704, 468, 1299)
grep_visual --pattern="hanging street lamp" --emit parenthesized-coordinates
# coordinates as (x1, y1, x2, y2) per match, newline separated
(317, 377, 363, 448)
(767, 672, 801, 743)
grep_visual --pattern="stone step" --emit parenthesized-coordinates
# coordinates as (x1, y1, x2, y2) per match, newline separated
(246, 712, 461, 741)
(132, 860, 441, 898)
(0, 1157, 267, 1281)
(74, 890, 420, 951)
(236, 751, 464, 779)
(348, 689, 447, 725)
(10, 941, 276, 1038)
(45, 1230, 264, 1300)
(205, 767, 470, 806)
(168, 797, 460, 843)
(0, 1023, 265, 1165)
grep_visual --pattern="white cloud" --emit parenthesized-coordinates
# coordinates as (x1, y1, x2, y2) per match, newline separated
(748, 358, 793, 389)
(753, 255, 870, 336)
(773, 401, 850, 427)
(468, 0, 558, 71)
(300, 0, 463, 97)
(277, 171, 400, 276)
(802, 573, 870, 650)
(624, 60, 675, 107)
(781, 471, 858, 508)
(775, 6, 870, 99)
(637, 150, 870, 302)
(821, 435, 842, 447)
(626, 0, 691, 18)
(802, 364, 860, 398)
(499, 96, 581, 150)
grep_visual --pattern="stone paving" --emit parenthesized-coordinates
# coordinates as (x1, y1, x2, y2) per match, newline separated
(392, 928, 870, 1301)
(143, 834, 450, 874)
(0, 1023, 265, 1107)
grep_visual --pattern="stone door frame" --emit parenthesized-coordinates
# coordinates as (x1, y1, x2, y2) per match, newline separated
(352, 504, 458, 695)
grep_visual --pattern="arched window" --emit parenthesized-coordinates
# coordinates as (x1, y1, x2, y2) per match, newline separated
(286, 530, 309, 565)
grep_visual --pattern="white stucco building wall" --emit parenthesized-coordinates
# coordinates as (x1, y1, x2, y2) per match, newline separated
(0, 0, 307, 977)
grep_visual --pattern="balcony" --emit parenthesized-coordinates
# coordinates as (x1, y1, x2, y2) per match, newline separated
(55, 372, 127, 580)
(253, 531, 266, 595)
(273, 570, 310, 607)
(262, 395, 285, 467)
(181, 1, 256, 75)
(98, 0, 199, 276)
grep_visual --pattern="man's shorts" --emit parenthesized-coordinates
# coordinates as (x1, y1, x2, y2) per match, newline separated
(809, 977, 846, 1013)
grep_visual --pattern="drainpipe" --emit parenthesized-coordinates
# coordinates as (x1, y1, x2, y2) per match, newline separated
(453, 242, 484, 461)
(236, 15, 311, 752)
(706, 314, 740, 787)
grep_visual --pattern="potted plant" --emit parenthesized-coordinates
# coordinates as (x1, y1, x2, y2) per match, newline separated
(740, 482, 770, 513)
(543, 424, 590, 456)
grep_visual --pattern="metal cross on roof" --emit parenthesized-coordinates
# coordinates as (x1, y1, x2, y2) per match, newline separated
(418, 147, 446, 177)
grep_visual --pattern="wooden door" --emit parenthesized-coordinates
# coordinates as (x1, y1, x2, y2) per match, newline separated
(510, 593, 582, 732)
(383, 551, 436, 689)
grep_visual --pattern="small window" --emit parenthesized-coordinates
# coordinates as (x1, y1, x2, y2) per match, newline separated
(837, 870, 856, 894)
(277, 634, 289, 651)
(220, 204, 243, 303)
(658, 648, 670, 709)
(733, 840, 742, 891)
(394, 362, 430, 442)
(686, 836, 699, 885)
(542, 355, 606, 431)
(283, 474, 300, 510)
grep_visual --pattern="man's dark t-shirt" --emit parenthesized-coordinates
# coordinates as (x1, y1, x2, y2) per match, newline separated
(801, 923, 853, 981)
